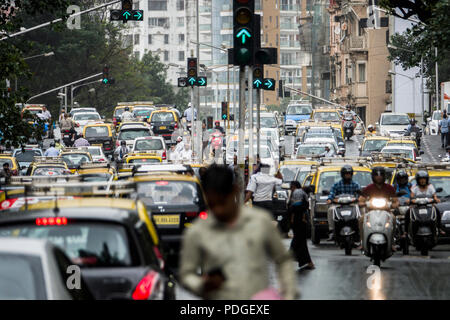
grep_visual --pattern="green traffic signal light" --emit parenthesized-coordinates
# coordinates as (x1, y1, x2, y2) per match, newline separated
(236, 47, 251, 65)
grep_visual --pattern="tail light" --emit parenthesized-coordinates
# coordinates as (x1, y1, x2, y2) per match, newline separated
(36, 217, 68, 226)
(105, 147, 111, 151)
(153, 246, 165, 270)
(199, 211, 208, 220)
(162, 151, 166, 160)
(11, 170, 18, 176)
(98, 158, 106, 162)
(186, 212, 197, 217)
(132, 271, 160, 300)
(113, 117, 117, 125)
(116, 141, 120, 147)
(174, 123, 178, 129)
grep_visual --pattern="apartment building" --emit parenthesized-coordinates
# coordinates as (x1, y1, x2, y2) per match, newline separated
(328, 0, 390, 125)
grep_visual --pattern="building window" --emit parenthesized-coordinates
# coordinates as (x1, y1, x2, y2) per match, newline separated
(269, 16, 272, 23)
(149, 17, 169, 27)
(164, 51, 169, 61)
(134, 34, 140, 45)
(276, 33, 278, 46)
(276, 16, 278, 28)
(164, 34, 169, 44)
(148, 0, 167, 11)
(265, 33, 268, 43)
(179, 34, 185, 44)
(358, 63, 366, 82)
(134, 51, 140, 60)
(134, 1, 139, 10)
(177, 17, 184, 27)
(178, 51, 184, 61)
(176, 0, 184, 10)
(148, 34, 152, 44)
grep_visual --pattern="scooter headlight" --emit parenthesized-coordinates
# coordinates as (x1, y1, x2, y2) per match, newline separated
(385, 222, 390, 228)
(366, 221, 371, 228)
(370, 198, 387, 208)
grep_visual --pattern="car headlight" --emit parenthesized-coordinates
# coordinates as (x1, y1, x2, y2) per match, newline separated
(442, 211, 450, 221)
(370, 198, 387, 208)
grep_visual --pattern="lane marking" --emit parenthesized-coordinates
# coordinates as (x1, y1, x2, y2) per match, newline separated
(422, 135, 437, 162)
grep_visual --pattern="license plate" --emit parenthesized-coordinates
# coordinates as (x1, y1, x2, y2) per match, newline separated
(159, 126, 167, 130)
(419, 209, 428, 215)
(341, 210, 351, 216)
(153, 215, 180, 226)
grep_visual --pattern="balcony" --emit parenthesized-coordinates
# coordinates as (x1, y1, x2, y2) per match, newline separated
(199, 7, 211, 14)
(281, 4, 300, 11)
(349, 36, 367, 51)
(352, 82, 368, 99)
(280, 22, 297, 30)
(280, 40, 300, 48)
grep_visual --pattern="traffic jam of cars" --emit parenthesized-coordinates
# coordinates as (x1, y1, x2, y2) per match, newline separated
(1, 99, 449, 301)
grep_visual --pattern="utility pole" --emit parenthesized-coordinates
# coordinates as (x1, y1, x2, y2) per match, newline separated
(421, 56, 424, 116)
(195, 0, 201, 162)
(233, 66, 237, 130)
(435, 47, 439, 110)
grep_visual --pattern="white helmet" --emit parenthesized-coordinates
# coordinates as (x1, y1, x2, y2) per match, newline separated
(188, 102, 192, 107)
(368, 124, 374, 130)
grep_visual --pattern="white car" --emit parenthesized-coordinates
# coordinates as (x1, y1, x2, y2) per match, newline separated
(131, 136, 167, 161)
(377, 112, 410, 137)
(69, 107, 96, 118)
(117, 125, 152, 150)
(427, 110, 442, 135)
(381, 145, 423, 162)
(0, 238, 92, 300)
(86, 146, 108, 163)
(73, 112, 102, 134)
(303, 137, 340, 155)
(296, 142, 337, 158)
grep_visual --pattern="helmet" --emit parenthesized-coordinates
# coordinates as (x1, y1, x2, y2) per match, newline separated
(346, 105, 351, 110)
(188, 102, 192, 107)
(50, 142, 55, 147)
(340, 165, 353, 180)
(410, 118, 416, 125)
(396, 170, 409, 186)
(177, 136, 183, 142)
(124, 107, 130, 111)
(121, 140, 126, 146)
(371, 166, 386, 181)
(415, 170, 429, 186)
(368, 124, 374, 131)
(215, 121, 220, 125)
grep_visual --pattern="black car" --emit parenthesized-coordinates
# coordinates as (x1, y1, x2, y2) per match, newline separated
(0, 198, 176, 300)
(149, 110, 179, 145)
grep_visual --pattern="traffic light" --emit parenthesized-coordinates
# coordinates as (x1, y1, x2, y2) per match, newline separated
(252, 65, 264, 89)
(187, 58, 197, 87)
(178, 77, 187, 87)
(207, 116, 213, 129)
(102, 66, 110, 85)
(278, 79, 284, 98)
(255, 47, 278, 65)
(233, 0, 254, 66)
(197, 76, 207, 87)
(262, 78, 275, 91)
(110, 0, 143, 23)
(221, 102, 228, 120)
(122, 0, 132, 10)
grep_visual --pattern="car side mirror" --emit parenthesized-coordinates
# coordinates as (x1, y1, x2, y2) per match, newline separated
(358, 147, 362, 151)
(420, 151, 424, 155)
(436, 187, 443, 193)
(282, 112, 286, 116)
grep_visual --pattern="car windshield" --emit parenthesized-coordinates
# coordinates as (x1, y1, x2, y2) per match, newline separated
(85, 126, 109, 137)
(296, 170, 310, 185)
(32, 167, 67, 176)
(62, 154, 91, 166)
(151, 112, 174, 122)
(133, 109, 153, 117)
(74, 113, 100, 121)
(381, 148, 414, 160)
(135, 139, 163, 151)
(114, 108, 126, 117)
(13, 150, 42, 162)
(87, 148, 101, 156)
(0, 222, 134, 267)
(0, 253, 46, 300)
(71, 109, 95, 115)
(430, 177, 450, 198)
(304, 132, 335, 141)
(314, 112, 340, 121)
(279, 166, 298, 182)
(363, 139, 388, 152)
(432, 112, 442, 120)
(0, 159, 13, 167)
(259, 117, 277, 128)
(118, 129, 150, 140)
(296, 145, 327, 156)
(317, 171, 371, 194)
(243, 147, 271, 158)
(128, 158, 161, 164)
(80, 173, 111, 182)
(287, 105, 312, 115)
(137, 181, 203, 206)
(381, 114, 410, 125)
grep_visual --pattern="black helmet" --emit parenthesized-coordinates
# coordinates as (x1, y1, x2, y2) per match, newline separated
(340, 165, 353, 179)
(410, 118, 416, 125)
(121, 140, 126, 146)
(371, 166, 386, 181)
(125, 107, 130, 111)
(396, 170, 409, 185)
(50, 142, 55, 147)
(415, 170, 429, 186)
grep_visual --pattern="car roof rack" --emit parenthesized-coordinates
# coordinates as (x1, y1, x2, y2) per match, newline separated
(410, 163, 450, 171)
(131, 163, 193, 176)
(318, 157, 370, 167)
(61, 147, 90, 152)
(79, 163, 111, 170)
(369, 152, 414, 164)
(32, 156, 65, 164)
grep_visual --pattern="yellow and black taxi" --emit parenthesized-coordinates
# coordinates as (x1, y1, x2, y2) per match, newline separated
(77, 163, 117, 182)
(0, 197, 176, 300)
(113, 104, 134, 128)
(0, 153, 20, 176)
(303, 159, 372, 244)
(132, 173, 207, 259)
(359, 136, 390, 157)
(83, 123, 116, 157)
(296, 121, 345, 141)
(21, 104, 44, 124)
(60, 148, 93, 174)
(311, 108, 342, 123)
(26, 156, 70, 176)
(149, 108, 180, 145)
(118, 154, 163, 173)
(133, 106, 156, 122)
(386, 137, 419, 151)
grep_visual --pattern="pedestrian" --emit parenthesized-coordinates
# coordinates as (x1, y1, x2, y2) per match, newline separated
(0, 163, 12, 184)
(120, 107, 134, 121)
(214, 121, 225, 135)
(179, 143, 193, 161)
(114, 140, 129, 162)
(289, 181, 314, 270)
(179, 164, 297, 300)
(244, 163, 283, 217)
(439, 113, 449, 148)
(183, 102, 197, 122)
(44, 142, 60, 157)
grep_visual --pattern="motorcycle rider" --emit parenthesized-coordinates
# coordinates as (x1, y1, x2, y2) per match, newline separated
(59, 113, 76, 143)
(366, 124, 376, 136)
(214, 121, 225, 135)
(114, 140, 130, 162)
(359, 167, 399, 249)
(120, 107, 134, 122)
(326, 165, 361, 241)
(44, 142, 60, 157)
(73, 134, 90, 147)
(393, 170, 412, 201)
(342, 105, 356, 121)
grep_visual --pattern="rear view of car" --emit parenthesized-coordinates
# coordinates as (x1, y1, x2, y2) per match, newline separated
(284, 103, 313, 134)
(13, 147, 43, 175)
(132, 137, 167, 161)
(149, 111, 178, 145)
(117, 126, 152, 150)
(83, 125, 115, 157)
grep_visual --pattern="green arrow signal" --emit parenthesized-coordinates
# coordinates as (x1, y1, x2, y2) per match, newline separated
(198, 78, 206, 86)
(253, 79, 262, 88)
(102, 78, 109, 84)
(236, 29, 251, 44)
(134, 11, 142, 20)
(123, 11, 131, 19)
(188, 77, 196, 85)
(264, 79, 273, 88)
(222, 114, 227, 120)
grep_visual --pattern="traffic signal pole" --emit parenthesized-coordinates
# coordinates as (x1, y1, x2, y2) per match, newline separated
(248, 67, 254, 175)
(238, 66, 246, 189)
(256, 88, 261, 156)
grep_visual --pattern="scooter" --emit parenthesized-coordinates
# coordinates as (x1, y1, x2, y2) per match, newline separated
(409, 197, 438, 256)
(394, 195, 410, 255)
(333, 194, 361, 255)
(343, 116, 355, 140)
(362, 198, 395, 267)
(62, 129, 74, 147)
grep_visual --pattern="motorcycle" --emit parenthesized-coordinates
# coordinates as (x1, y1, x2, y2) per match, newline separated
(332, 194, 361, 255)
(409, 197, 438, 256)
(62, 129, 73, 147)
(362, 198, 395, 267)
(394, 194, 410, 255)
(343, 116, 355, 140)
(404, 126, 422, 148)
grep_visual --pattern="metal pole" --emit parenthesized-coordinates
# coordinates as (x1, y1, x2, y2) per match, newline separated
(1, 0, 121, 41)
(248, 67, 254, 175)
(195, 0, 200, 163)
(256, 88, 261, 156)
(64, 86, 68, 114)
(421, 56, 424, 116)
(238, 66, 246, 173)
(190, 86, 194, 153)
(71, 85, 74, 110)
(227, 64, 230, 130)
(233, 66, 237, 131)
(435, 47, 439, 110)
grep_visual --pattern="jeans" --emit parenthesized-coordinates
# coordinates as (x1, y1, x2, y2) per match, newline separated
(441, 132, 449, 147)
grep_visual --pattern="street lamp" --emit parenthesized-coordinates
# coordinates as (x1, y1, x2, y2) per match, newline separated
(16, 51, 55, 91)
